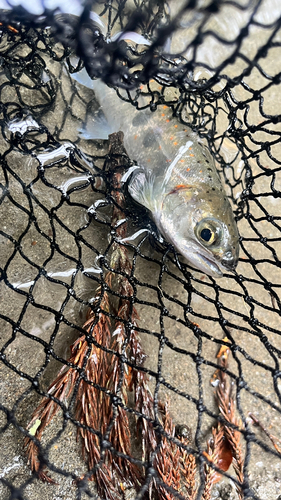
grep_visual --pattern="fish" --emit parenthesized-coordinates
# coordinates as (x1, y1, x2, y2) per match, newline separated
(70, 22, 239, 278)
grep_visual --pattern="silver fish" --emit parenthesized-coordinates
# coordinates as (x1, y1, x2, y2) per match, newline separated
(72, 45, 239, 278)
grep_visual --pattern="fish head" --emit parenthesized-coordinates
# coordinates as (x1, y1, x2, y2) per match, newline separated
(156, 184, 239, 277)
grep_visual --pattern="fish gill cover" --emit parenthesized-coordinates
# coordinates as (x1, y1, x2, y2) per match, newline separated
(0, 0, 281, 499)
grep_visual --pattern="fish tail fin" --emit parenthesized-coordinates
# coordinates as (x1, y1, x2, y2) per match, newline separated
(78, 108, 112, 140)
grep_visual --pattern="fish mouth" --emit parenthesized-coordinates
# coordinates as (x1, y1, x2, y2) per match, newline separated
(182, 239, 238, 278)
(192, 251, 238, 278)
(165, 233, 228, 277)
(195, 253, 224, 278)
(157, 215, 237, 278)
(184, 248, 235, 278)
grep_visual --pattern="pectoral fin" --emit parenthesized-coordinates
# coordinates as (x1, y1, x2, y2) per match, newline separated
(126, 168, 156, 213)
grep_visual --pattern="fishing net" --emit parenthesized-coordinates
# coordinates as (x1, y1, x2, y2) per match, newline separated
(0, 0, 281, 499)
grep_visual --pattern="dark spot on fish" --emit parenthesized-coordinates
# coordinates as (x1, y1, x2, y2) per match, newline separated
(212, 187, 215, 191)
(206, 190, 209, 193)
(207, 167, 212, 171)
(143, 133, 157, 148)
(132, 113, 148, 126)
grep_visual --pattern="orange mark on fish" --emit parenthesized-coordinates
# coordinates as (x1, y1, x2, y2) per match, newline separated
(173, 141, 178, 146)
(162, 113, 165, 117)
(190, 154, 195, 157)
(168, 184, 191, 195)
(189, 147, 192, 150)
(166, 119, 170, 122)
(163, 105, 168, 109)
(134, 135, 138, 139)
(186, 167, 190, 171)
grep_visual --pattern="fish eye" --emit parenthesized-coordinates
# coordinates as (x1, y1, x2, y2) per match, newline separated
(196, 219, 222, 247)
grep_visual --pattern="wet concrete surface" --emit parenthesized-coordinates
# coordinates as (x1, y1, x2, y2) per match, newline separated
(1, 2, 281, 500)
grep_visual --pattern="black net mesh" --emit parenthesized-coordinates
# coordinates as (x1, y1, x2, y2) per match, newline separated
(1, 1, 281, 499)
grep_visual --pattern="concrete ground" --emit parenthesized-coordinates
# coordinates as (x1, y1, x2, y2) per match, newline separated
(1, 1, 281, 499)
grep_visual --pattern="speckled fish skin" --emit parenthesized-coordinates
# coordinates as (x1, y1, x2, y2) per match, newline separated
(76, 74, 239, 278)
(82, 76, 239, 277)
